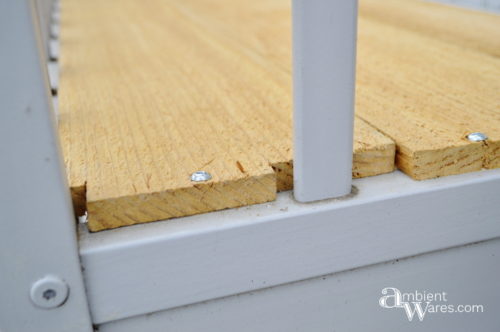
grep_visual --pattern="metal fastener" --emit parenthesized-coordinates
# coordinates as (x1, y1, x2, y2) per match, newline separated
(190, 171, 212, 182)
(30, 275, 69, 309)
(466, 132, 488, 142)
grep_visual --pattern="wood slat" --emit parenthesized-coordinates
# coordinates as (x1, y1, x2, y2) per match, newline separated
(359, 0, 500, 58)
(59, 0, 395, 231)
(356, 17, 500, 179)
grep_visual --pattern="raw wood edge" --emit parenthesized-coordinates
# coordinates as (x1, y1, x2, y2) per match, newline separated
(484, 140, 500, 170)
(397, 143, 485, 180)
(353, 143, 396, 178)
(271, 161, 293, 192)
(86, 172, 277, 232)
(70, 184, 86, 218)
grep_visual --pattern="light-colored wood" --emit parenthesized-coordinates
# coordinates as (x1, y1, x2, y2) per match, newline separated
(356, 18, 500, 179)
(166, 0, 499, 179)
(353, 119, 396, 179)
(59, 0, 395, 231)
(359, 0, 500, 58)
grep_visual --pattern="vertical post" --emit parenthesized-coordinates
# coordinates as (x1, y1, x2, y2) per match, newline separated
(292, 0, 358, 202)
(0, 1, 92, 331)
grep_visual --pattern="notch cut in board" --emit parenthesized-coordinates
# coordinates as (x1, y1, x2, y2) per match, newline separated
(59, 0, 395, 231)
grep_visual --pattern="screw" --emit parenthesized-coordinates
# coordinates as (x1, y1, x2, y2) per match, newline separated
(30, 275, 69, 309)
(190, 171, 212, 182)
(466, 132, 488, 142)
(42, 289, 57, 300)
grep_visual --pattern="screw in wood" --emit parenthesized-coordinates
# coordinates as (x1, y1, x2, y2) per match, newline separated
(190, 171, 212, 182)
(466, 132, 488, 142)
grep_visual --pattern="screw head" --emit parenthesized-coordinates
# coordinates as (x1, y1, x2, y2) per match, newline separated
(466, 132, 488, 142)
(30, 275, 69, 309)
(190, 171, 212, 182)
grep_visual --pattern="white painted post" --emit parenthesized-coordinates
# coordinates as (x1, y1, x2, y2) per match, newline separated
(292, 0, 358, 202)
(0, 1, 92, 331)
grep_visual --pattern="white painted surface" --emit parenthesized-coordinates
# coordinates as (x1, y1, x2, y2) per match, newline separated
(49, 37, 59, 60)
(0, 1, 91, 331)
(292, 0, 357, 201)
(79, 169, 500, 324)
(47, 60, 58, 91)
(100, 238, 500, 332)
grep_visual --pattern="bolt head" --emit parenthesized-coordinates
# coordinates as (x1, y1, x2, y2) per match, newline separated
(190, 171, 212, 182)
(30, 275, 69, 309)
(467, 132, 488, 142)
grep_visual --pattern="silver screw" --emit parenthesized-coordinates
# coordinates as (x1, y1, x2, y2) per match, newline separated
(190, 171, 212, 182)
(30, 275, 69, 309)
(466, 132, 488, 142)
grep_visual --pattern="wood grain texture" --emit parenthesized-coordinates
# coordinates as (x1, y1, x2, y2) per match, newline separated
(359, 0, 500, 58)
(353, 119, 396, 179)
(356, 18, 500, 179)
(59, 0, 395, 231)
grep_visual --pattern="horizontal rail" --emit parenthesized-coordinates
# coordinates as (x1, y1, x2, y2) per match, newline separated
(80, 169, 500, 324)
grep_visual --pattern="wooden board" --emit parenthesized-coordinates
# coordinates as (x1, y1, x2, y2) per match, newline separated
(59, 0, 395, 231)
(172, 0, 499, 179)
(356, 17, 500, 180)
(359, 0, 500, 58)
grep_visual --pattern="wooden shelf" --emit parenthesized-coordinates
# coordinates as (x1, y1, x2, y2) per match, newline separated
(59, 0, 499, 231)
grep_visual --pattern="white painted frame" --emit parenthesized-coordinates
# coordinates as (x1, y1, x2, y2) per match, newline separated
(97, 238, 500, 332)
(0, 1, 92, 331)
(80, 169, 500, 324)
